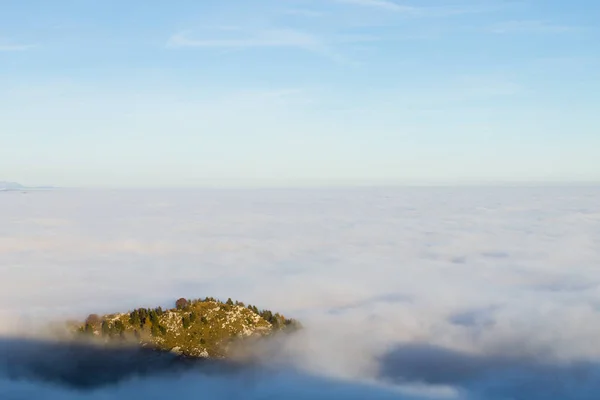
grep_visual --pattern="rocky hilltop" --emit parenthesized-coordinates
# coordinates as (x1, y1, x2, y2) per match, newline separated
(72, 297, 300, 358)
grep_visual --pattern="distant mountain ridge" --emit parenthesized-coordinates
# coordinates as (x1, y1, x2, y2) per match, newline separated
(0, 181, 54, 191)
(0, 181, 24, 190)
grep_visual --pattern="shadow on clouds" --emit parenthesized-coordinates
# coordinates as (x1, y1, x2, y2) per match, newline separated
(0, 336, 409, 400)
(379, 343, 600, 400)
(0, 337, 215, 389)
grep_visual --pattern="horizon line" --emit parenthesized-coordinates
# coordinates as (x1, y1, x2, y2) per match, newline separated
(8, 181, 600, 191)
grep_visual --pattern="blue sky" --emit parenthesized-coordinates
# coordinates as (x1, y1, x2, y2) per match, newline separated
(1, 0, 598, 187)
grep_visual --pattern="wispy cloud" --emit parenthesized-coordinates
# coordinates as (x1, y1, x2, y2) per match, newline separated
(167, 28, 358, 64)
(168, 28, 322, 49)
(210, 25, 244, 32)
(332, 0, 504, 18)
(490, 20, 575, 34)
(283, 9, 325, 18)
(332, 0, 416, 12)
(0, 42, 34, 51)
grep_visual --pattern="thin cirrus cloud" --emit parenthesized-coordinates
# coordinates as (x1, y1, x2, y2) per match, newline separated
(489, 20, 576, 34)
(332, 0, 416, 12)
(167, 29, 323, 49)
(330, 0, 498, 17)
(0, 42, 33, 51)
(166, 28, 360, 63)
(283, 9, 326, 18)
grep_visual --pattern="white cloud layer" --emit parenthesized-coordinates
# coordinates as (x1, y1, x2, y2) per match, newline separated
(1, 187, 600, 399)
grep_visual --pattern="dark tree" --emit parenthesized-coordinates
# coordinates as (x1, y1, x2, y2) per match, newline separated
(84, 323, 94, 335)
(182, 316, 190, 329)
(284, 318, 301, 331)
(176, 298, 189, 310)
(149, 310, 158, 324)
(129, 311, 140, 327)
(260, 310, 273, 323)
(101, 320, 110, 336)
(114, 320, 125, 334)
(271, 313, 284, 329)
(226, 298, 234, 306)
(85, 314, 101, 326)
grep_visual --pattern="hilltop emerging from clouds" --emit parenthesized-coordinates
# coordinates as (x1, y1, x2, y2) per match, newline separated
(69, 296, 300, 359)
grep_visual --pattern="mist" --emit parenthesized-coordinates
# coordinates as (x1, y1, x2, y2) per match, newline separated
(1, 186, 599, 399)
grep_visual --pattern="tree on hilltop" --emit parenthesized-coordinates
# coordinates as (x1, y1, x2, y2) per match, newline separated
(176, 298, 189, 310)
(85, 314, 101, 326)
(114, 320, 125, 334)
(82, 323, 94, 335)
(129, 311, 141, 327)
(101, 320, 110, 336)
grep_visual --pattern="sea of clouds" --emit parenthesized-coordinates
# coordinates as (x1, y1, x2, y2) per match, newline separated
(1, 186, 599, 399)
